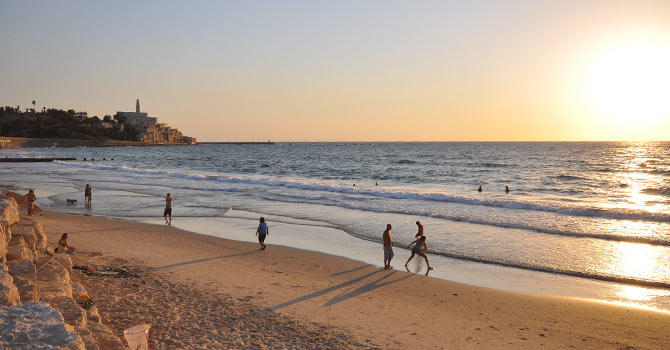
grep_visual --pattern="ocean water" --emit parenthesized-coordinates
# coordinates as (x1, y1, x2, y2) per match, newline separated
(3, 142, 670, 309)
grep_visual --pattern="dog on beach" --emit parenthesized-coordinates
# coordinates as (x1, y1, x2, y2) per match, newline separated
(66, 199, 77, 205)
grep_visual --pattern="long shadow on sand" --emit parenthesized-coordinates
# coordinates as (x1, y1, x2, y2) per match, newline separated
(329, 264, 373, 277)
(151, 250, 260, 270)
(238, 268, 414, 322)
(64, 225, 158, 234)
(325, 271, 412, 306)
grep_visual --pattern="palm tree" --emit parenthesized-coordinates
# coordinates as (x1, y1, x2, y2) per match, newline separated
(32, 100, 36, 114)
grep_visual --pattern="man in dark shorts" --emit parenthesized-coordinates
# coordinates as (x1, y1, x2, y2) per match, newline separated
(164, 193, 172, 225)
(383, 224, 394, 269)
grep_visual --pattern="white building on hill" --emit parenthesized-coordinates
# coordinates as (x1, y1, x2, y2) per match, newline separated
(114, 99, 157, 131)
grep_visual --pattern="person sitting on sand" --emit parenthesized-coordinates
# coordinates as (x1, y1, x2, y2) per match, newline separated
(415, 221, 424, 238)
(56, 233, 76, 254)
(25, 190, 36, 216)
(405, 236, 433, 270)
(383, 224, 394, 269)
(256, 217, 269, 250)
(164, 193, 173, 225)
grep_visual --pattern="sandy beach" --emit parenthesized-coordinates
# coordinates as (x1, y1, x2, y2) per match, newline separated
(24, 210, 669, 349)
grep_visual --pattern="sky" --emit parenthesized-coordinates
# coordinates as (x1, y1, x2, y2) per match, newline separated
(1, 0, 670, 142)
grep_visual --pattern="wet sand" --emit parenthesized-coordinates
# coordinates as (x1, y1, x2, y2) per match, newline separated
(36, 210, 670, 349)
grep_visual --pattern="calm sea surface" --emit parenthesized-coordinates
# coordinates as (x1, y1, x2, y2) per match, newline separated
(3, 142, 670, 307)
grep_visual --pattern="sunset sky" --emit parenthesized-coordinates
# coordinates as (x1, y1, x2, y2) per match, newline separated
(1, 0, 670, 142)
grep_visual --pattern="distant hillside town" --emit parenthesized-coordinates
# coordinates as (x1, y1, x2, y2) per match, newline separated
(114, 99, 195, 145)
(0, 99, 195, 145)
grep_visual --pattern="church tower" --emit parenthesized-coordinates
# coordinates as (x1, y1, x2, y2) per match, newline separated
(136, 99, 140, 113)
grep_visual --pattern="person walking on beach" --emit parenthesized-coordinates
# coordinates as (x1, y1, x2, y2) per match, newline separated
(405, 236, 433, 270)
(415, 221, 424, 238)
(164, 193, 173, 225)
(84, 184, 92, 206)
(383, 224, 394, 269)
(25, 190, 36, 216)
(256, 217, 269, 250)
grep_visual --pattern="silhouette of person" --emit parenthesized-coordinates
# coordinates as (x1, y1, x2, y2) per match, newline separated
(478, 186, 483, 192)
(505, 186, 510, 193)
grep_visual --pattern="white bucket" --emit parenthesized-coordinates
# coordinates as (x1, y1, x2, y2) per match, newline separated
(123, 323, 151, 350)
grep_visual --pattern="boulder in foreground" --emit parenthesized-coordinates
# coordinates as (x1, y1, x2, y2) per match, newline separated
(0, 301, 86, 349)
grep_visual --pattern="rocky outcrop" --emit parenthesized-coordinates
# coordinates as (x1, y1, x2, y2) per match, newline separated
(37, 258, 71, 285)
(13, 276, 39, 303)
(54, 254, 73, 279)
(7, 235, 34, 261)
(76, 326, 100, 350)
(47, 296, 87, 329)
(0, 302, 86, 350)
(0, 194, 125, 350)
(87, 321, 126, 350)
(12, 225, 37, 252)
(7, 258, 36, 281)
(0, 264, 21, 306)
(0, 194, 20, 225)
(0, 221, 9, 263)
(37, 281, 73, 300)
(33, 222, 49, 251)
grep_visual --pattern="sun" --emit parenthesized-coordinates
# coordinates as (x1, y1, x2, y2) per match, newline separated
(583, 37, 670, 124)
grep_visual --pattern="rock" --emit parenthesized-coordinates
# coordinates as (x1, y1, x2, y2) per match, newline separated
(71, 282, 88, 298)
(7, 258, 37, 281)
(54, 254, 73, 279)
(87, 321, 125, 350)
(12, 225, 37, 252)
(86, 305, 101, 323)
(0, 194, 20, 225)
(33, 223, 49, 251)
(0, 222, 7, 264)
(7, 235, 35, 261)
(13, 276, 40, 303)
(37, 281, 73, 300)
(47, 296, 87, 328)
(0, 301, 86, 349)
(37, 258, 71, 284)
(6, 244, 34, 262)
(76, 327, 100, 350)
(0, 264, 21, 306)
(0, 220, 10, 245)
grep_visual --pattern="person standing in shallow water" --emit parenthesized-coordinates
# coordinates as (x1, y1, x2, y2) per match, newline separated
(383, 224, 394, 269)
(256, 217, 269, 250)
(164, 193, 173, 225)
(84, 184, 92, 206)
(415, 221, 424, 238)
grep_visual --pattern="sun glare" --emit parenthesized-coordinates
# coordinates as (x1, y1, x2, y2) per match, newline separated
(583, 38, 670, 125)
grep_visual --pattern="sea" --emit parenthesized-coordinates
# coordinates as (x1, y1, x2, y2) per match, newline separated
(2, 142, 670, 311)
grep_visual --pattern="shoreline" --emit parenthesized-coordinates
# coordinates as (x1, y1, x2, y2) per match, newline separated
(0, 136, 195, 149)
(34, 209, 670, 348)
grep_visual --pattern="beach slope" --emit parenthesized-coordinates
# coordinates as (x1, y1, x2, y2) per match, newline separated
(37, 211, 670, 349)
